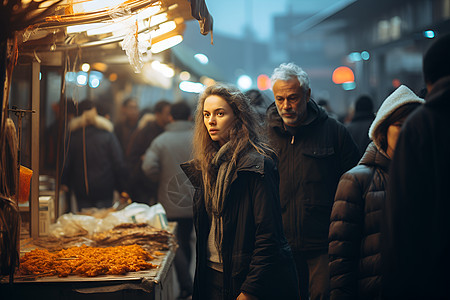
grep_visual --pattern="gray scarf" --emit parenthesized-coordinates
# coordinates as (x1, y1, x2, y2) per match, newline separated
(205, 142, 237, 259)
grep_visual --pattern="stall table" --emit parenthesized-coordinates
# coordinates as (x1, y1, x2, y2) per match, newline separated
(0, 223, 177, 300)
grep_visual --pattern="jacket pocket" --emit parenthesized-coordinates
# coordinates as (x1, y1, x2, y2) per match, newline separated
(301, 146, 337, 203)
(302, 146, 335, 159)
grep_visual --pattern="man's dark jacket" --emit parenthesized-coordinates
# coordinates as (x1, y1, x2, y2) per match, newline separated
(267, 100, 359, 252)
(329, 142, 389, 299)
(182, 151, 299, 300)
(382, 76, 450, 299)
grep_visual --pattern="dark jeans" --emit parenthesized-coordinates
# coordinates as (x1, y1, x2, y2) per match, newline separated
(293, 251, 330, 300)
(171, 218, 194, 296)
(204, 266, 224, 300)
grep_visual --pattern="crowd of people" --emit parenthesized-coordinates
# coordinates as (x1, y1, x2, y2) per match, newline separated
(56, 33, 450, 299)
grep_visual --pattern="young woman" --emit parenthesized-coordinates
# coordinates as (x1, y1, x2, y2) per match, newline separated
(328, 85, 424, 299)
(182, 83, 299, 300)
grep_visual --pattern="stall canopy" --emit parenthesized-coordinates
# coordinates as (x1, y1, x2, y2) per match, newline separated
(1, 0, 213, 127)
(6, 0, 213, 71)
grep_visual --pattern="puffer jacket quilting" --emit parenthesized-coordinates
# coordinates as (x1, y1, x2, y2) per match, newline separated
(329, 142, 389, 299)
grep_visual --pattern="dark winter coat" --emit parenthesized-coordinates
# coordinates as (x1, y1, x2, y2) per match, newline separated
(346, 112, 375, 158)
(329, 142, 389, 299)
(62, 113, 126, 209)
(126, 120, 164, 204)
(114, 121, 138, 155)
(382, 76, 450, 299)
(267, 100, 359, 252)
(182, 150, 299, 300)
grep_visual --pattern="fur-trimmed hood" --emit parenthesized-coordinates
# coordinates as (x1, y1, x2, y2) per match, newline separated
(69, 108, 114, 132)
(137, 113, 156, 130)
(368, 85, 425, 156)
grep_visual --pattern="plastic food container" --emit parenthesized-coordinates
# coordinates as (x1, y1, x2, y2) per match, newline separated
(19, 165, 33, 204)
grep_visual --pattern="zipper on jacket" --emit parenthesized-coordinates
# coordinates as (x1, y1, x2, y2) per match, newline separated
(291, 135, 295, 144)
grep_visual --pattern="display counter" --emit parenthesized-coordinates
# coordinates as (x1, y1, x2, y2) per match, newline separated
(0, 223, 177, 300)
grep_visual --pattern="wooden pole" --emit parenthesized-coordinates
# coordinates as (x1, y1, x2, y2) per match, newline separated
(0, 40, 6, 132)
(30, 60, 40, 239)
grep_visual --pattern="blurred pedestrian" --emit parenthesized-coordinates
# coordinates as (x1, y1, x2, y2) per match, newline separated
(317, 99, 338, 120)
(95, 99, 112, 120)
(43, 98, 76, 175)
(114, 98, 139, 155)
(142, 101, 195, 300)
(328, 85, 423, 300)
(126, 100, 171, 204)
(182, 83, 299, 300)
(346, 95, 375, 158)
(382, 33, 450, 299)
(244, 89, 271, 125)
(61, 99, 126, 210)
(267, 62, 359, 300)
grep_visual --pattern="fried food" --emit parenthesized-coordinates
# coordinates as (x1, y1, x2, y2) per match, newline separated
(19, 244, 156, 277)
(92, 223, 173, 251)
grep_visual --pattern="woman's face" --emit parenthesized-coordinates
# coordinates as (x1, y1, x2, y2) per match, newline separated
(386, 120, 404, 158)
(203, 95, 236, 147)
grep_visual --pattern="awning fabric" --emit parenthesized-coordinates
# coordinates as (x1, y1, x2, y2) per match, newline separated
(188, 0, 213, 39)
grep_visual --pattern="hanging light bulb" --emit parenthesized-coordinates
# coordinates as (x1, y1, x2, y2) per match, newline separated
(151, 21, 177, 38)
(150, 35, 183, 53)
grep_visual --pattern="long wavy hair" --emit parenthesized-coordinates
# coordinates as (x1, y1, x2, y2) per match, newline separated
(193, 83, 275, 193)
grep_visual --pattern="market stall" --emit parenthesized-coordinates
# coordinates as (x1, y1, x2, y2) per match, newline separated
(1, 202, 178, 297)
(1, 222, 177, 300)
(0, 0, 211, 292)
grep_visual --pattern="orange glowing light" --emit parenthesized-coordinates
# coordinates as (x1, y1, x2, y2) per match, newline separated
(332, 66, 355, 84)
(109, 73, 118, 82)
(392, 78, 401, 88)
(257, 74, 271, 90)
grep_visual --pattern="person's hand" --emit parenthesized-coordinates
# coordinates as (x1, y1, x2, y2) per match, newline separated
(60, 184, 69, 192)
(236, 292, 258, 300)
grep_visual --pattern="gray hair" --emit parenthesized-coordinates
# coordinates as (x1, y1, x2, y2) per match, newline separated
(271, 62, 310, 91)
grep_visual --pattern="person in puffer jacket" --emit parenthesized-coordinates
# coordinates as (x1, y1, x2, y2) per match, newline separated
(328, 85, 424, 300)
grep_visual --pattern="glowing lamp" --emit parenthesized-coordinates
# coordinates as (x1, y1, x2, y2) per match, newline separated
(257, 74, 271, 90)
(109, 73, 118, 82)
(332, 66, 355, 84)
(81, 63, 90, 72)
(150, 35, 183, 53)
(237, 75, 252, 90)
(179, 81, 205, 93)
(392, 79, 401, 88)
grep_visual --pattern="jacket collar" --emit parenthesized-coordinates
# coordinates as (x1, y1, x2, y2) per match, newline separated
(359, 142, 390, 173)
(266, 99, 327, 134)
(181, 149, 265, 189)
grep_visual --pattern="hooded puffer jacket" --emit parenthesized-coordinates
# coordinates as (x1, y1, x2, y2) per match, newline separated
(328, 142, 388, 299)
(328, 85, 425, 299)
